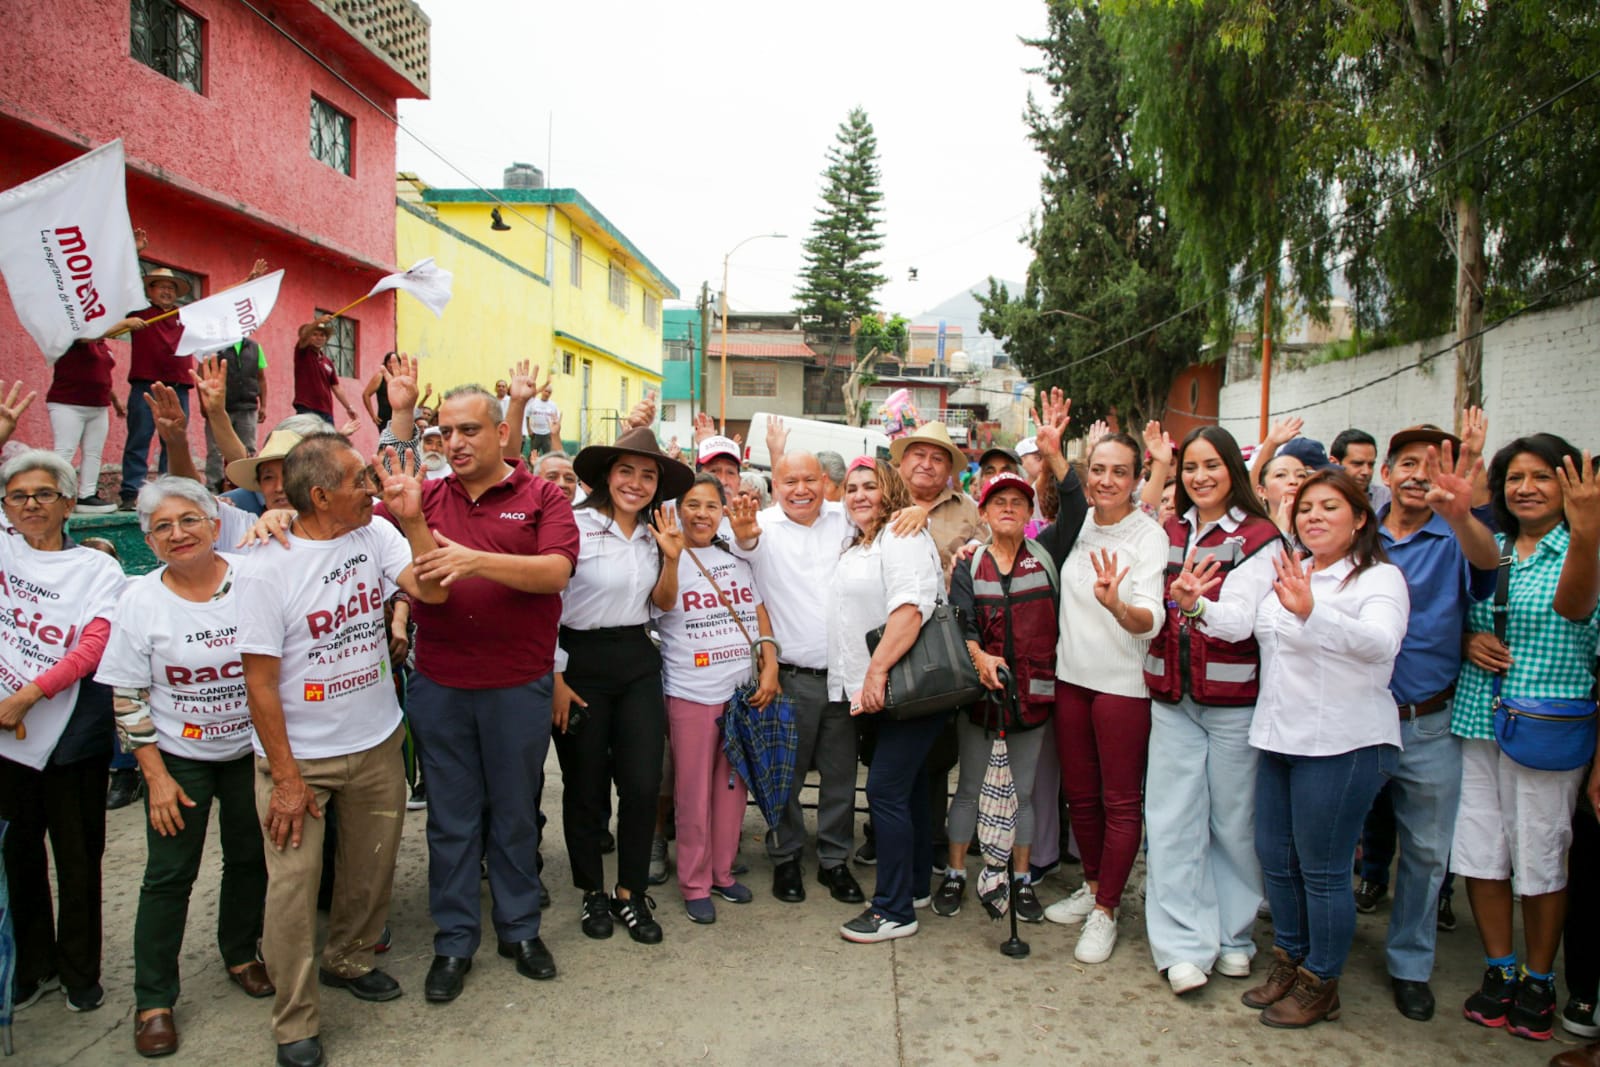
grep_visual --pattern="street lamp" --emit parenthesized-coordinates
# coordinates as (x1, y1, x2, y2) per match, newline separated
(719, 232, 786, 432)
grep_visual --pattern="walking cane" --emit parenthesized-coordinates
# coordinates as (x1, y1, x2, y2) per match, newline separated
(995, 670, 1028, 960)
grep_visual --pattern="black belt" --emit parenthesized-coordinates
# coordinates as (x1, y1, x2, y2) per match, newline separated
(779, 663, 827, 677)
(1397, 683, 1455, 721)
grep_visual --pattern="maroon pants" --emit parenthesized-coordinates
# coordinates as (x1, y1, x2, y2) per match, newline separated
(1056, 682, 1151, 911)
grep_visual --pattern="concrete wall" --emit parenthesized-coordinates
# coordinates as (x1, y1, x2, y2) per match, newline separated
(703, 360, 807, 423)
(1217, 296, 1600, 450)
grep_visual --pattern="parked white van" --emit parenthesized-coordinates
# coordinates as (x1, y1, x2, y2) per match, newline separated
(743, 413, 891, 470)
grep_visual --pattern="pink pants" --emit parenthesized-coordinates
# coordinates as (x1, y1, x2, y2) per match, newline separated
(666, 696, 748, 900)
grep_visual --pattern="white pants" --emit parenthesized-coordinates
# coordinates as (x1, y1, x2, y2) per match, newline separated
(47, 402, 110, 498)
(1451, 737, 1584, 897)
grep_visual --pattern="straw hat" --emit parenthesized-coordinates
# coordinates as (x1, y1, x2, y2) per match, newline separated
(574, 426, 695, 501)
(226, 429, 303, 492)
(142, 268, 191, 299)
(889, 421, 965, 470)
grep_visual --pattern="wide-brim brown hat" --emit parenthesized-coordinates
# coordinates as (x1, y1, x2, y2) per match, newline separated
(142, 267, 191, 299)
(574, 426, 695, 501)
(226, 429, 303, 492)
(1387, 424, 1461, 458)
(889, 421, 965, 470)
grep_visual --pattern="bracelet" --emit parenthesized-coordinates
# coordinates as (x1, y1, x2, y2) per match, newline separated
(1180, 599, 1206, 619)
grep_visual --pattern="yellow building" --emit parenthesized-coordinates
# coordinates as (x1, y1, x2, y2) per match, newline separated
(395, 169, 676, 447)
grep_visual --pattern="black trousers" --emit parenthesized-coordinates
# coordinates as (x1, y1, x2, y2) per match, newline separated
(1565, 802, 1600, 1001)
(553, 627, 665, 896)
(0, 754, 108, 990)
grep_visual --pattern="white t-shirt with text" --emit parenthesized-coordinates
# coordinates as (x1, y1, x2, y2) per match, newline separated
(653, 547, 763, 705)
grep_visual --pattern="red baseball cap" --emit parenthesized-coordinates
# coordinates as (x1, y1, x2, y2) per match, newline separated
(978, 471, 1036, 508)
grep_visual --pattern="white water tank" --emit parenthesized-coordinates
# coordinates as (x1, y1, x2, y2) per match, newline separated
(948, 349, 971, 373)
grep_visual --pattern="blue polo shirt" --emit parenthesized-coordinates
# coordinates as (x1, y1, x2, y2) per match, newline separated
(1379, 505, 1496, 705)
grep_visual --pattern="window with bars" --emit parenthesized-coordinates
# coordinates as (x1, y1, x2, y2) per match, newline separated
(619, 377, 630, 410)
(313, 309, 357, 377)
(608, 261, 629, 309)
(731, 366, 778, 398)
(570, 235, 582, 288)
(642, 292, 659, 331)
(138, 259, 202, 305)
(661, 403, 678, 423)
(561, 350, 576, 375)
(131, 0, 203, 92)
(664, 340, 691, 362)
(310, 97, 352, 175)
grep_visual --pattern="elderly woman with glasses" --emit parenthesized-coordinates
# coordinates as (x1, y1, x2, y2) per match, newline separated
(0, 449, 127, 1014)
(94, 476, 271, 1057)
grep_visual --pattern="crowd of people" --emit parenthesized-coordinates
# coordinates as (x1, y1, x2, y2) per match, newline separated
(1, 269, 1598, 1067)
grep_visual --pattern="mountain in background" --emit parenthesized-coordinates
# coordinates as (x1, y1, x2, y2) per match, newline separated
(909, 280, 1021, 367)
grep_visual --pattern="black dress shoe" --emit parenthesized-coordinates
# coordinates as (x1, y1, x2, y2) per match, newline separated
(1355, 879, 1388, 913)
(1392, 977, 1436, 1021)
(773, 859, 806, 903)
(817, 863, 865, 904)
(276, 1036, 324, 1067)
(423, 956, 471, 1003)
(317, 967, 402, 1002)
(539, 883, 552, 910)
(581, 890, 613, 939)
(106, 768, 143, 811)
(498, 938, 556, 980)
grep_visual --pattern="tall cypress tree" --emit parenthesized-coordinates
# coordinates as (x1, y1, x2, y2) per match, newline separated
(795, 108, 887, 407)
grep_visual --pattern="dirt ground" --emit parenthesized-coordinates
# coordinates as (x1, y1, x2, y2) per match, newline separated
(14, 757, 1576, 1066)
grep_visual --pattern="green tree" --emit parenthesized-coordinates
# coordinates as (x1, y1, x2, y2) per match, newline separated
(843, 313, 908, 426)
(978, 2, 1200, 429)
(794, 108, 888, 408)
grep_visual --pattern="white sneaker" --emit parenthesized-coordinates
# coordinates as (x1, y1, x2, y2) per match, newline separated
(1167, 961, 1208, 995)
(1044, 883, 1095, 926)
(912, 894, 932, 910)
(1074, 909, 1118, 964)
(1216, 951, 1252, 978)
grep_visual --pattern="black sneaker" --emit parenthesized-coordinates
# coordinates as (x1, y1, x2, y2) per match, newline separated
(1563, 997, 1600, 1038)
(64, 982, 104, 1012)
(610, 892, 662, 945)
(106, 768, 142, 811)
(854, 837, 877, 866)
(1508, 973, 1557, 1041)
(14, 976, 59, 1010)
(1437, 895, 1456, 932)
(840, 908, 917, 944)
(406, 782, 427, 811)
(581, 891, 613, 940)
(1463, 966, 1519, 1028)
(1354, 879, 1388, 913)
(1014, 882, 1045, 924)
(932, 873, 965, 917)
(74, 495, 116, 515)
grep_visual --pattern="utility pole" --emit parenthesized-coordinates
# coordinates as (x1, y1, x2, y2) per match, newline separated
(697, 281, 710, 417)
(1258, 271, 1275, 443)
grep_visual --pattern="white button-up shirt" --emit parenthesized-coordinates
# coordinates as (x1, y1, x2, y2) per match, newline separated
(828, 530, 942, 702)
(559, 506, 660, 631)
(1201, 554, 1410, 756)
(736, 501, 850, 670)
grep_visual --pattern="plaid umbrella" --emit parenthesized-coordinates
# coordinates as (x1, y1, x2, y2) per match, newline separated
(720, 643, 799, 829)
(0, 818, 13, 1055)
(976, 670, 1021, 919)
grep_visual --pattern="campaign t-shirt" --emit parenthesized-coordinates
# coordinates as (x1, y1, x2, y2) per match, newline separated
(292, 345, 338, 414)
(524, 398, 559, 436)
(128, 305, 191, 385)
(0, 531, 126, 769)
(47, 340, 115, 407)
(653, 547, 763, 704)
(95, 568, 253, 761)
(233, 522, 409, 759)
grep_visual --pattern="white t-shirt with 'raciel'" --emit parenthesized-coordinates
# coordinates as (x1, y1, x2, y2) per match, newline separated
(234, 522, 410, 760)
(96, 568, 254, 761)
(653, 547, 764, 705)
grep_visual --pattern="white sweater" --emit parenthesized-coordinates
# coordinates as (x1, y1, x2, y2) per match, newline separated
(1054, 508, 1168, 699)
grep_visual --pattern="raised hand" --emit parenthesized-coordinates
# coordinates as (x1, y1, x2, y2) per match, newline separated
(383, 352, 420, 413)
(1459, 406, 1488, 466)
(1143, 420, 1173, 467)
(373, 446, 424, 520)
(766, 416, 789, 460)
(507, 359, 538, 404)
(144, 382, 189, 442)
(1271, 548, 1314, 620)
(0, 379, 38, 444)
(1089, 548, 1131, 614)
(1423, 440, 1482, 524)
(133, 227, 148, 252)
(1034, 387, 1072, 457)
(626, 390, 658, 429)
(1264, 416, 1304, 448)
(692, 411, 716, 445)
(245, 258, 270, 281)
(649, 505, 685, 562)
(728, 494, 762, 544)
(1558, 449, 1600, 543)
(338, 417, 361, 437)
(193, 353, 228, 418)
(1168, 549, 1223, 613)
(1086, 419, 1111, 447)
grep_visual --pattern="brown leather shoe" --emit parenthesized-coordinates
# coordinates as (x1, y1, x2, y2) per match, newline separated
(228, 961, 275, 999)
(1242, 946, 1301, 1009)
(1551, 1042, 1600, 1067)
(1261, 967, 1341, 1028)
(134, 1010, 178, 1058)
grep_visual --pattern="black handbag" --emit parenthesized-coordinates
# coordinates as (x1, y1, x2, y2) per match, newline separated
(866, 600, 987, 720)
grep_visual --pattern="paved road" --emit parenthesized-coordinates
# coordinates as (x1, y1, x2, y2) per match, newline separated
(18, 758, 1575, 1066)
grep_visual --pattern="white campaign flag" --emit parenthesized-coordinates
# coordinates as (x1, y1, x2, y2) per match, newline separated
(368, 257, 452, 317)
(0, 140, 145, 362)
(175, 270, 284, 356)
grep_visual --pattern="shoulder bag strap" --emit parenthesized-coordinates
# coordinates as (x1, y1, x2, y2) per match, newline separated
(684, 547, 757, 646)
(1491, 550, 1514, 698)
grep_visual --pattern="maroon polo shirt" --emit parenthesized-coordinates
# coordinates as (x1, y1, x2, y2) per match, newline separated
(128, 305, 190, 385)
(293, 344, 338, 414)
(47, 340, 115, 407)
(377, 461, 579, 688)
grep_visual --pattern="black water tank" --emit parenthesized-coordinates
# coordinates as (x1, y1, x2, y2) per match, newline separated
(503, 162, 544, 189)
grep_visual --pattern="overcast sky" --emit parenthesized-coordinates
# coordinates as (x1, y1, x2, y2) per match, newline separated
(395, 0, 1050, 330)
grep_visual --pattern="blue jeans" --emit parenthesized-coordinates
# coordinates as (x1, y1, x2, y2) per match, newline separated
(1144, 699, 1262, 973)
(1256, 743, 1398, 979)
(866, 712, 950, 924)
(120, 381, 189, 500)
(1383, 712, 1462, 981)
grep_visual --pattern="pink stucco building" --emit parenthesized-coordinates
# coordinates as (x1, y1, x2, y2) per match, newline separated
(0, 0, 430, 476)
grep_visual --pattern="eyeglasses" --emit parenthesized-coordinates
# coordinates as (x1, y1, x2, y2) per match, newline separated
(4, 489, 63, 507)
(148, 515, 213, 539)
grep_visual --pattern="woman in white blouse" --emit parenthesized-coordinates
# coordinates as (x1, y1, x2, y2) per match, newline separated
(1172, 468, 1408, 1029)
(830, 458, 942, 944)
(553, 428, 694, 946)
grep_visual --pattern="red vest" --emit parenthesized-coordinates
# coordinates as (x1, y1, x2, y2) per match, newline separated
(1144, 513, 1282, 707)
(967, 542, 1058, 729)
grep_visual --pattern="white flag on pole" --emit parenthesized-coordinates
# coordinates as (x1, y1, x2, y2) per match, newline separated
(175, 270, 285, 356)
(0, 140, 145, 362)
(368, 257, 453, 317)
